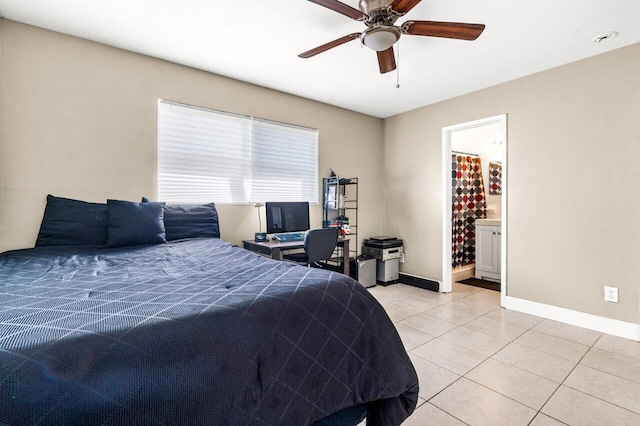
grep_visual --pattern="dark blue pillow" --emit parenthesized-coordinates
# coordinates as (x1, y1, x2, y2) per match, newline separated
(106, 200, 166, 248)
(36, 195, 108, 247)
(142, 198, 220, 240)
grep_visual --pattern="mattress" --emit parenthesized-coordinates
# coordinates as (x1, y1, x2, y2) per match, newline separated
(0, 238, 418, 425)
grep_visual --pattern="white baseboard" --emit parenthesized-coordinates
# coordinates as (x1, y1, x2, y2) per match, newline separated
(505, 296, 639, 342)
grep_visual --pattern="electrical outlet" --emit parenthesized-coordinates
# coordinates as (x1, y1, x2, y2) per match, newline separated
(604, 286, 619, 303)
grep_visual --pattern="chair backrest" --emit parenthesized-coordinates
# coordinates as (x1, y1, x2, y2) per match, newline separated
(304, 228, 339, 265)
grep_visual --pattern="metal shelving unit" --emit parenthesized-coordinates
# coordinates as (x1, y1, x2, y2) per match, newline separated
(322, 176, 358, 270)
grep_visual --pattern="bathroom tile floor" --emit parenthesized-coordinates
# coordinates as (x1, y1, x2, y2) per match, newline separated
(365, 282, 640, 425)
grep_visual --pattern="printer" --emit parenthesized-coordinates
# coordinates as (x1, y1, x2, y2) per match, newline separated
(362, 237, 403, 284)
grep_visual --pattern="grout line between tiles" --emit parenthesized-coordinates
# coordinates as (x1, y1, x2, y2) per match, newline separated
(559, 334, 640, 416)
(579, 348, 640, 385)
(424, 375, 472, 425)
(529, 325, 601, 348)
(531, 331, 640, 423)
(375, 283, 640, 425)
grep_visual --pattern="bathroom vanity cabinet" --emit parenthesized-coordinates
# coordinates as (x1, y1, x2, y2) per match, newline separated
(475, 220, 501, 282)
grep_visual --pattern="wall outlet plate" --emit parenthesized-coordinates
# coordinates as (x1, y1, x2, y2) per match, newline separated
(604, 286, 619, 303)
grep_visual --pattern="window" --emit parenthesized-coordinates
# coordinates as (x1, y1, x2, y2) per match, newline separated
(158, 100, 318, 204)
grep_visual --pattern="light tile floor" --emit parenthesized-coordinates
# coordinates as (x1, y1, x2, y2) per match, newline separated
(367, 282, 640, 425)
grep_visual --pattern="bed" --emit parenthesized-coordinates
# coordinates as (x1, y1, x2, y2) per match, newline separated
(0, 196, 418, 425)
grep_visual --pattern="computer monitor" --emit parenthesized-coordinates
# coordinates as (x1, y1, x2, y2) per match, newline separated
(265, 202, 310, 234)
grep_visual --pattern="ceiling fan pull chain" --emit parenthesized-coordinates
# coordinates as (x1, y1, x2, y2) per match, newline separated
(396, 40, 400, 89)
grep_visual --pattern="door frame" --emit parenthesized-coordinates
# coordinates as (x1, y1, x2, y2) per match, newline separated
(441, 114, 508, 307)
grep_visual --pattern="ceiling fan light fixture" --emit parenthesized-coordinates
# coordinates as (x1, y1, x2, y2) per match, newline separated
(300, 0, 485, 75)
(361, 26, 400, 51)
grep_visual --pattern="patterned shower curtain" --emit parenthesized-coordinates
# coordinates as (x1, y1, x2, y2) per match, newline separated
(452, 154, 487, 268)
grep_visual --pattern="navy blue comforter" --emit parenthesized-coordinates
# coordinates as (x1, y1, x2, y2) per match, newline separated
(0, 238, 418, 425)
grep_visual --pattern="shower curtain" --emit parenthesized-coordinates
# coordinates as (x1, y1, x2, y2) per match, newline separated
(452, 154, 487, 268)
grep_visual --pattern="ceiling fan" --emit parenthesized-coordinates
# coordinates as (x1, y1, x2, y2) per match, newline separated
(299, 0, 485, 74)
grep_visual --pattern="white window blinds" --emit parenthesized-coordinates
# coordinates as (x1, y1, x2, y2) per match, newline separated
(158, 101, 318, 204)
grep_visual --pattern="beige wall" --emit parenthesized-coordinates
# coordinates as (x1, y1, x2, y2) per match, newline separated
(0, 19, 384, 252)
(2, 18, 638, 325)
(384, 42, 640, 323)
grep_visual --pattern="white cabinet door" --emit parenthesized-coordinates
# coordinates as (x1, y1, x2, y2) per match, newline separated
(496, 227, 502, 274)
(475, 225, 500, 280)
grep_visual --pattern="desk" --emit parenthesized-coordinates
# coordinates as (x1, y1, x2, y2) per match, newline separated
(243, 238, 350, 276)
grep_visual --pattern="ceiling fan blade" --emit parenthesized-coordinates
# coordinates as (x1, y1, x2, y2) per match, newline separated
(402, 20, 485, 40)
(377, 47, 396, 74)
(391, 0, 422, 14)
(307, 0, 367, 21)
(299, 33, 361, 58)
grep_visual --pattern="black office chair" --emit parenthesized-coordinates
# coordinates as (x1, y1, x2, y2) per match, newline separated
(284, 228, 339, 267)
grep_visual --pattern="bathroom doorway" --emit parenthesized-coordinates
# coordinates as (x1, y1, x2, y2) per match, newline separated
(441, 115, 507, 307)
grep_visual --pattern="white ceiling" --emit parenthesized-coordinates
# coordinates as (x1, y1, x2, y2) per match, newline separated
(0, 0, 639, 118)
